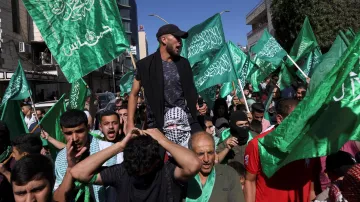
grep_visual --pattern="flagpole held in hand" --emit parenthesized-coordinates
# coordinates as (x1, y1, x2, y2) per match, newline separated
(238, 79, 250, 113)
(286, 54, 309, 80)
(28, 90, 41, 131)
(129, 51, 137, 70)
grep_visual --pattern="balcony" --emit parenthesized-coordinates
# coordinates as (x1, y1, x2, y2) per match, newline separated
(246, 0, 267, 25)
(247, 23, 268, 38)
(117, 0, 130, 7)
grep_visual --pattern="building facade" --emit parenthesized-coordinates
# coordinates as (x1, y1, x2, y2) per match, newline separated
(138, 25, 148, 60)
(0, 0, 139, 100)
(117, 0, 139, 75)
(246, 0, 275, 51)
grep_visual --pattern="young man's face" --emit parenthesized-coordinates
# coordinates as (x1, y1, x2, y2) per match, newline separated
(21, 106, 31, 116)
(61, 123, 89, 152)
(204, 120, 214, 135)
(117, 109, 128, 124)
(99, 115, 120, 142)
(12, 147, 25, 161)
(252, 111, 264, 122)
(12, 178, 52, 202)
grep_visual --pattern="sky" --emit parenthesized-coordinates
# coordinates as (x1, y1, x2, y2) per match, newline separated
(136, 0, 262, 53)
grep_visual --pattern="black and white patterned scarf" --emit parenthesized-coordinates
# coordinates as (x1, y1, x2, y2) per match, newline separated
(163, 107, 191, 148)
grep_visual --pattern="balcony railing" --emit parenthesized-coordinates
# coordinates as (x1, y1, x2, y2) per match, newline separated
(247, 23, 268, 38)
(246, 0, 265, 18)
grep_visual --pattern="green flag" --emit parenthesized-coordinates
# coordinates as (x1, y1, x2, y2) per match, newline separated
(69, 78, 88, 110)
(251, 29, 287, 67)
(194, 42, 237, 92)
(309, 34, 348, 92)
(181, 13, 226, 67)
(258, 33, 360, 177)
(119, 71, 134, 96)
(220, 42, 252, 98)
(279, 17, 322, 87)
(289, 17, 319, 62)
(199, 86, 217, 109)
(0, 101, 29, 140)
(23, 0, 129, 83)
(39, 94, 66, 146)
(248, 57, 274, 92)
(1, 61, 31, 107)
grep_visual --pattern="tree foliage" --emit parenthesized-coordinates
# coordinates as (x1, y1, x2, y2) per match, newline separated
(271, 0, 360, 52)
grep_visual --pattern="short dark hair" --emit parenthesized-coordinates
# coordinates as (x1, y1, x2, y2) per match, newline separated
(275, 98, 299, 117)
(60, 109, 88, 128)
(297, 85, 307, 91)
(12, 135, 42, 155)
(326, 151, 356, 177)
(188, 131, 215, 150)
(250, 120, 262, 134)
(115, 98, 123, 105)
(236, 104, 247, 112)
(11, 154, 55, 188)
(36, 109, 46, 115)
(251, 103, 265, 113)
(227, 161, 246, 177)
(0, 121, 10, 147)
(123, 136, 162, 176)
(99, 110, 120, 123)
(204, 116, 212, 123)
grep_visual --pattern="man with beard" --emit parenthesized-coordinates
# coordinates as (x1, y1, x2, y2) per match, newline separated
(216, 111, 251, 165)
(244, 99, 321, 202)
(295, 85, 307, 101)
(186, 132, 244, 201)
(127, 24, 200, 133)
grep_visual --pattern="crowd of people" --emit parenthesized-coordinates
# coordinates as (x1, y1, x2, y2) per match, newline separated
(0, 24, 360, 202)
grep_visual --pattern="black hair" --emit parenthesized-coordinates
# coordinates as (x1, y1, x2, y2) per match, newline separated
(12, 135, 42, 155)
(115, 98, 123, 105)
(297, 84, 307, 91)
(251, 103, 265, 113)
(60, 109, 88, 128)
(188, 131, 215, 150)
(227, 161, 246, 177)
(11, 154, 55, 188)
(204, 116, 213, 123)
(99, 110, 120, 123)
(275, 98, 299, 117)
(36, 109, 46, 115)
(355, 152, 360, 163)
(326, 151, 356, 177)
(123, 136, 162, 176)
(213, 98, 229, 119)
(236, 104, 247, 112)
(0, 121, 10, 147)
(250, 120, 262, 135)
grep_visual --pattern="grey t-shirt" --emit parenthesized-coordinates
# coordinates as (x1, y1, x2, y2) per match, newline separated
(162, 60, 187, 113)
(135, 60, 188, 128)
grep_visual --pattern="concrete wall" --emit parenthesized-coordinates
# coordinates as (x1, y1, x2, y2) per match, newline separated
(138, 31, 148, 60)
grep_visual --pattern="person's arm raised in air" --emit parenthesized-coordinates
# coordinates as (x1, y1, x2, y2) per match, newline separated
(41, 131, 66, 150)
(70, 131, 135, 185)
(127, 78, 141, 133)
(144, 129, 201, 182)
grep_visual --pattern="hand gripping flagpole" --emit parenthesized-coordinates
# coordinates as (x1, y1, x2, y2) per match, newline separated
(238, 79, 250, 113)
(28, 90, 42, 133)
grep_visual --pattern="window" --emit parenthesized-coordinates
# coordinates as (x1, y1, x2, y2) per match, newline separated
(118, 0, 129, 6)
(120, 9, 130, 19)
(11, 0, 20, 33)
(123, 21, 131, 32)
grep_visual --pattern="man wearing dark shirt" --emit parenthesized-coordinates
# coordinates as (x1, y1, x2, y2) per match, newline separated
(127, 24, 200, 133)
(71, 128, 201, 202)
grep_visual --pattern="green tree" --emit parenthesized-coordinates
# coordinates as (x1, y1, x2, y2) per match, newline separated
(271, 0, 360, 52)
